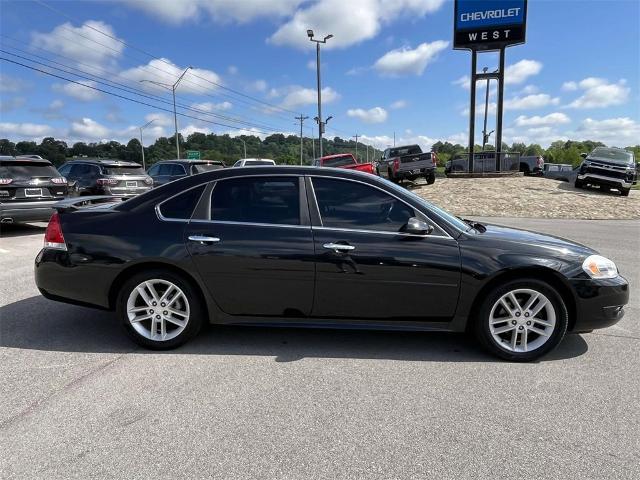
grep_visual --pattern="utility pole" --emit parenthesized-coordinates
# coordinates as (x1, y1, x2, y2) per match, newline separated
(311, 129, 316, 160)
(308, 29, 333, 159)
(138, 119, 155, 170)
(352, 134, 359, 162)
(239, 137, 247, 158)
(295, 115, 309, 165)
(393, 131, 396, 147)
(140, 66, 192, 159)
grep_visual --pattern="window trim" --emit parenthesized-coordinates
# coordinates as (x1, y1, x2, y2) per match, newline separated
(307, 175, 452, 239)
(155, 183, 208, 223)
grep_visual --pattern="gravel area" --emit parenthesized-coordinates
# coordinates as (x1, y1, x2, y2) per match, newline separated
(411, 177, 640, 219)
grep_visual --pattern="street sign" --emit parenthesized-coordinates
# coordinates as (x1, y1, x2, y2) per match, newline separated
(186, 150, 200, 160)
(454, 0, 527, 51)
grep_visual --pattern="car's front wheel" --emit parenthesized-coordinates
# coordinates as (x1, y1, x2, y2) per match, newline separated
(621, 187, 630, 197)
(116, 270, 205, 349)
(574, 179, 584, 189)
(474, 279, 568, 361)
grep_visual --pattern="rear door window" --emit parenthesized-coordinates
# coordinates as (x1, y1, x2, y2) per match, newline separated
(170, 164, 186, 176)
(0, 161, 59, 179)
(158, 185, 206, 220)
(210, 176, 300, 225)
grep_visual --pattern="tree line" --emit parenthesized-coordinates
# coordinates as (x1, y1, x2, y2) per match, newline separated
(0, 134, 638, 168)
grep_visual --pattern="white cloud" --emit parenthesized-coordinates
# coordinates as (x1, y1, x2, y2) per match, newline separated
(562, 81, 578, 91)
(227, 65, 238, 75)
(504, 59, 543, 85)
(270, 85, 340, 109)
(269, 0, 445, 49)
(566, 78, 630, 108)
(390, 100, 407, 109)
(53, 81, 102, 101)
(120, 59, 222, 95)
(70, 118, 110, 140)
(31, 21, 124, 68)
(0, 122, 55, 138)
(121, 0, 304, 24)
(191, 101, 233, 112)
(249, 79, 268, 92)
(504, 93, 560, 110)
(360, 133, 439, 152)
(373, 40, 449, 76)
(452, 75, 470, 90)
(519, 85, 539, 95)
(0, 97, 26, 113)
(574, 117, 640, 145)
(0, 73, 26, 93)
(144, 113, 173, 127)
(347, 106, 388, 124)
(514, 113, 571, 127)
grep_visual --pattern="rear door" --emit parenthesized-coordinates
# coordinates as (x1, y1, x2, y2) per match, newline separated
(185, 175, 315, 316)
(308, 176, 461, 320)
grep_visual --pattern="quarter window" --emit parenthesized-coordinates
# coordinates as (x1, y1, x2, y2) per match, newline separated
(211, 177, 300, 225)
(159, 185, 205, 220)
(312, 178, 414, 232)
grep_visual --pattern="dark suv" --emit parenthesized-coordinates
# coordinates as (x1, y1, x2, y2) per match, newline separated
(575, 147, 637, 196)
(58, 159, 153, 197)
(0, 156, 69, 224)
(147, 160, 225, 187)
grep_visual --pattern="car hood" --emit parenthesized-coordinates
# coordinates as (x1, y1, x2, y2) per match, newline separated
(585, 156, 633, 168)
(475, 223, 595, 256)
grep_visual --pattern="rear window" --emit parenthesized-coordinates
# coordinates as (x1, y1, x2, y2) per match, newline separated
(0, 161, 59, 179)
(389, 146, 422, 157)
(101, 166, 146, 175)
(244, 160, 274, 166)
(158, 185, 206, 220)
(322, 156, 355, 167)
(191, 163, 223, 174)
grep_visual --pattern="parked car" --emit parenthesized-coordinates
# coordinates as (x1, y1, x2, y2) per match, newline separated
(542, 163, 576, 182)
(36, 166, 628, 361)
(233, 158, 276, 167)
(57, 159, 153, 197)
(313, 153, 375, 174)
(518, 156, 544, 175)
(0, 155, 69, 224)
(377, 145, 436, 184)
(147, 160, 225, 187)
(575, 147, 637, 196)
(444, 153, 536, 175)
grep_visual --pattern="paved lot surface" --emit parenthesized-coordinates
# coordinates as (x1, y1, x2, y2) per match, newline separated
(412, 177, 640, 219)
(1, 218, 639, 480)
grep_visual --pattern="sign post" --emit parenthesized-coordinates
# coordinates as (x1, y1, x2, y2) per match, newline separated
(186, 150, 200, 160)
(454, 0, 527, 172)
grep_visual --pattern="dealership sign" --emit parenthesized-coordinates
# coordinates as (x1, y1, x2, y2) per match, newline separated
(454, 0, 527, 50)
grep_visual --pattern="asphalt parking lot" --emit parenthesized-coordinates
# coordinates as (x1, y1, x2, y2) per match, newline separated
(1, 218, 639, 480)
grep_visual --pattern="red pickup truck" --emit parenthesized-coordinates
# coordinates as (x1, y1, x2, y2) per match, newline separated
(314, 153, 375, 175)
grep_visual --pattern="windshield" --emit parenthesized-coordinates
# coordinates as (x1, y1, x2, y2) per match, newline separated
(383, 179, 470, 232)
(191, 163, 223, 173)
(323, 156, 355, 167)
(0, 161, 60, 179)
(244, 160, 274, 166)
(389, 145, 422, 157)
(101, 166, 146, 175)
(589, 148, 634, 165)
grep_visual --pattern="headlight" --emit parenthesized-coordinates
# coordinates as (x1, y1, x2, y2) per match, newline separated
(582, 255, 618, 279)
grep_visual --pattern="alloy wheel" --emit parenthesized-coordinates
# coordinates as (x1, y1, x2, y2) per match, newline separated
(488, 288, 556, 353)
(126, 279, 190, 341)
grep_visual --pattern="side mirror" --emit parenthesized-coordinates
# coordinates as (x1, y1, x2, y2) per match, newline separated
(402, 217, 433, 235)
(580, 153, 588, 158)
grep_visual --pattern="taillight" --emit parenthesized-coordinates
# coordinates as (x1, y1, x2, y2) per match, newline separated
(537, 156, 544, 167)
(44, 213, 67, 251)
(0, 178, 13, 185)
(97, 178, 118, 186)
(51, 177, 67, 184)
(393, 158, 400, 173)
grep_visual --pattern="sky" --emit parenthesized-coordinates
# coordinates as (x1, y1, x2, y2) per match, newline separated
(0, 0, 639, 151)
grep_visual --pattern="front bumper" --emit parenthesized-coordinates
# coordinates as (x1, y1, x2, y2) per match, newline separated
(0, 200, 58, 222)
(578, 173, 633, 189)
(569, 275, 629, 332)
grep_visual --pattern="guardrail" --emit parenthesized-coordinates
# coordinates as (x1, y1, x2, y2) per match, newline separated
(446, 152, 520, 173)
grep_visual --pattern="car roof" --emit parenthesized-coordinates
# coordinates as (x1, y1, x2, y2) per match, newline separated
(152, 159, 223, 165)
(320, 154, 353, 159)
(65, 158, 142, 167)
(0, 155, 53, 165)
(239, 158, 275, 162)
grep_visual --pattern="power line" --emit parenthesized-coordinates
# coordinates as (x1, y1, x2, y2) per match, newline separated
(1, 57, 278, 136)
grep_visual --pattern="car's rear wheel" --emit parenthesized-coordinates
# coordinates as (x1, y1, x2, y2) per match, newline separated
(116, 270, 204, 349)
(621, 187, 630, 197)
(426, 172, 436, 185)
(474, 279, 568, 361)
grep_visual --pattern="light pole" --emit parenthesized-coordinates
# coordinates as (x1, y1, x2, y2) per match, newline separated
(482, 67, 498, 151)
(295, 115, 309, 165)
(239, 137, 247, 158)
(307, 29, 333, 159)
(140, 66, 192, 159)
(352, 134, 359, 162)
(139, 119, 155, 169)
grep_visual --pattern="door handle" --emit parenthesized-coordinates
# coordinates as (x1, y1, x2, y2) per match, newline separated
(323, 243, 355, 252)
(188, 235, 221, 245)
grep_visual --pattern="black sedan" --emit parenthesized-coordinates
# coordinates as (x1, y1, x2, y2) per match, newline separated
(34, 167, 629, 361)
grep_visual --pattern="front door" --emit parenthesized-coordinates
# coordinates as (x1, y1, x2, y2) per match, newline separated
(308, 176, 461, 320)
(186, 175, 315, 317)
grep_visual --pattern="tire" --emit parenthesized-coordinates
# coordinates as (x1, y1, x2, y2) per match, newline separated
(574, 179, 584, 189)
(116, 269, 205, 350)
(426, 172, 436, 185)
(474, 278, 568, 362)
(388, 170, 399, 184)
(621, 188, 630, 197)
